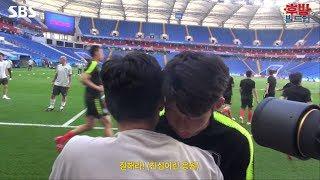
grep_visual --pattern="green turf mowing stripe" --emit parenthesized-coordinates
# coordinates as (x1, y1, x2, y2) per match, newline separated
(0, 122, 118, 130)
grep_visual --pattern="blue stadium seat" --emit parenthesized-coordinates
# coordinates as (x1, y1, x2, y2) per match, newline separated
(166, 24, 186, 42)
(222, 56, 249, 74)
(282, 29, 310, 47)
(304, 27, 320, 46)
(211, 28, 233, 45)
(142, 22, 163, 39)
(257, 29, 281, 47)
(290, 60, 320, 79)
(95, 19, 116, 37)
(79, 17, 92, 35)
(118, 21, 139, 38)
(188, 25, 210, 43)
(233, 29, 255, 46)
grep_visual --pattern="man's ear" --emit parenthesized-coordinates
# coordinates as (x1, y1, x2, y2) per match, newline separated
(212, 97, 225, 110)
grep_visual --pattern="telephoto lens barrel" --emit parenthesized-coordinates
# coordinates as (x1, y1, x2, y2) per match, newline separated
(252, 98, 320, 160)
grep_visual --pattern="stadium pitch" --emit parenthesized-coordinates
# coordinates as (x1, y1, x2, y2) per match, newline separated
(0, 68, 319, 179)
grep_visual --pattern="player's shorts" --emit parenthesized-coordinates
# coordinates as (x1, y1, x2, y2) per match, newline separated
(224, 94, 232, 105)
(0, 78, 8, 85)
(85, 94, 108, 119)
(264, 92, 275, 98)
(52, 85, 68, 97)
(241, 96, 253, 109)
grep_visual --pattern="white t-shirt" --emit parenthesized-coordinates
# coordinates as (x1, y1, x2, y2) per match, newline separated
(6, 60, 12, 68)
(77, 63, 83, 69)
(54, 64, 72, 87)
(0, 61, 8, 79)
(50, 129, 223, 180)
(28, 60, 33, 65)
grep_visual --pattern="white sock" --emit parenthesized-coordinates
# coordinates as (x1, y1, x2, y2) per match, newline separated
(61, 101, 66, 107)
(49, 99, 56, 108)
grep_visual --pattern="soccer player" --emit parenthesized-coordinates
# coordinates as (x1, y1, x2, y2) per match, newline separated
(0, 52, 10, 100)
(6, 59, 13, 80)
(221, 75, 234, 118)
(50, 52, 223, 180)
(76, 62, 83, 75)
(264, 69, 277, 98)
(27, 59, 33, 71)
(46, 56, 72, 111)
(156, 52, 254, 180)
(282, 72, 312, 103)
(54, 45, 113, 152)
(239, 70, 258, 125)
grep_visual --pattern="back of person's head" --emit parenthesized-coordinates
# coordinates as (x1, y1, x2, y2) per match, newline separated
(0, 52, 3, 60)
(246, 70, 252, 78)
(89, 45, 103, 61)
(289, 72, 302, 85)
(268, 69, 275, 76)
(163, 51, 229, 117)
(101, 51, 163, 123)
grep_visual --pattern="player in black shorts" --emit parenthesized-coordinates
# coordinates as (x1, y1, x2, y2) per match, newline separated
(239, 70, 258, 125)
(46, 56, 72, 111)
(221, 75, 234, 119)
(264, 69, 277, 98)
(55, 45, 113, 152)
(282, 72, 312, 103)
(0, 52, 10, 100)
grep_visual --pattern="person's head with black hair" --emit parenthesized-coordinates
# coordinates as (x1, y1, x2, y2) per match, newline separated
(289, 72, 303, 85)
(162, 51, 229, 139)
(268, 69, 275, 76)
(101, 51, 163, 130)
(89, 45, 104, 62)
(246, 70, 253, 78)
(0, 52, 4, 61)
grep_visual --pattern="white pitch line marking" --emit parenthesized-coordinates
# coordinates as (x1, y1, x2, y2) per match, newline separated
(0, 122, 118, 130)
(62, 109, 87, 127)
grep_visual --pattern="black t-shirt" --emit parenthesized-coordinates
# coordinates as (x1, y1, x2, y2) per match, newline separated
(267, 76, 276, 94)
(282, 82, 292, 90)
(84, 61, 102, 97)
(283, 85, 311, 103)
(156, 115, 251, 180)
(224, 76, 234, 97)
(240, 78, 255, 98)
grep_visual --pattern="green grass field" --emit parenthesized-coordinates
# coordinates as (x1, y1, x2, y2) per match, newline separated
(0, 68, 319, 179)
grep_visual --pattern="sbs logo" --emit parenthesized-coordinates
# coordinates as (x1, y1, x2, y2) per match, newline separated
(8, 6, 36, 18)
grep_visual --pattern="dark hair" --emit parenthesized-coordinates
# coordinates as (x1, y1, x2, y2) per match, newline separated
(0, 52, 4, 57)
(246, 70, 252, 77)
(163, 51, 229, 117)
(268, 69, 275, 75)
(289, 72, 302, 85)
(101, 51, 163, 122)
(89, 45, 101, 58)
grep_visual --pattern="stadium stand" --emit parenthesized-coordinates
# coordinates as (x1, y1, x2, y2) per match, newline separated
(0, 4, 318, 80)
(142, 22, 163, 39)
(233, 29, 255, 46)
(0, 0, 17, 16)
(118, 21, 139, 38)
(282, 29, 310, 47)
(211, 28, 234, 45)
(166, 24, 186, 42)
(79, 17, 91, 35)
(94, 19, 116, 37)
(188, 25, 210, 43)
